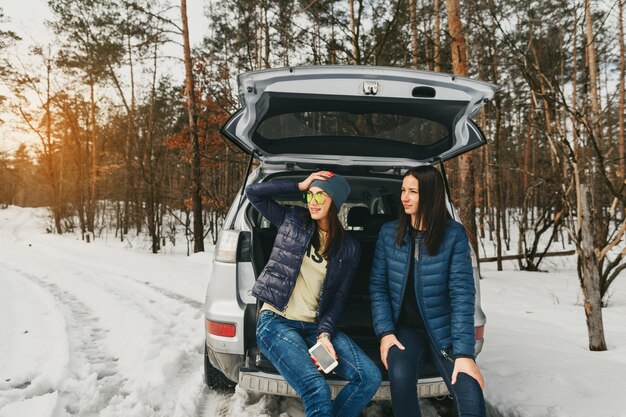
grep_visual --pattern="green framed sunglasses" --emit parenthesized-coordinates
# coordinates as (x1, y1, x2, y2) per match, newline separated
(303, 191, 328, 205)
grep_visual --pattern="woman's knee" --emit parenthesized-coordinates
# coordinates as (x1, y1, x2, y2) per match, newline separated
(336, 336, 381, 385)
(364, 364, 382, 395)
(362, 356, 382, 386)
(451, 373, 486, 417)
(387, 349, 416, 384)
(300, 372, 331, 400)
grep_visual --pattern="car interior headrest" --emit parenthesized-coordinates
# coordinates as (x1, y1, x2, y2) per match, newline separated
(347, 206, 370, 228)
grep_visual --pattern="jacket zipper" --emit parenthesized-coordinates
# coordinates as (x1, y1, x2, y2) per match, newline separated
(441, 349, 455, 363)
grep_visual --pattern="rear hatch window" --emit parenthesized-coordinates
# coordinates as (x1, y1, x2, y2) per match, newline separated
(254, 94, 465, 161)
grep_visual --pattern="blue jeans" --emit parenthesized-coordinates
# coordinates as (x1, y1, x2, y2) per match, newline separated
(387, 326, 486, 417)
(256, 310, 382, 417)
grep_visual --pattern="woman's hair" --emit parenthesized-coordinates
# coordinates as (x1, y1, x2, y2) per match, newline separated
(311, 201, 345, 259)
(395, 166, 451, 255)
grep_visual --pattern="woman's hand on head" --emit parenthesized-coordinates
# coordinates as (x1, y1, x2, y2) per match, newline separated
(298, 171, 334, 192)
(379, 334, 405, 370)
(452, 357, 485, 390)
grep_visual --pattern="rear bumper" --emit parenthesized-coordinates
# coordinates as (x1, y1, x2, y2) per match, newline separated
(239, 370, 449, 400)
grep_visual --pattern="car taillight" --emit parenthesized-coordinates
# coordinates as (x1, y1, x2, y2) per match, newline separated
(475, 325, 485, 340)
(206, 319, 236, 337)
(214, 230, 240, 263)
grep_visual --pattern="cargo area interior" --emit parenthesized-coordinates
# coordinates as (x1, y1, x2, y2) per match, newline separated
(245, 174, 442, 379)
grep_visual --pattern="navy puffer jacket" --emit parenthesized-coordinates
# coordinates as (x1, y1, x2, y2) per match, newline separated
(246, 179, 361, 338)
(369, 219, 476, 358)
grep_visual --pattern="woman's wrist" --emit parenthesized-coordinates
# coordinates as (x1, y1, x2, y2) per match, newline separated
(317, 332, 331, 340)
(379, 331, 395, 341)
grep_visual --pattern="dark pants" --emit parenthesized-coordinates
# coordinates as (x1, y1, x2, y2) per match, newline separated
(387, 326, 486, 417)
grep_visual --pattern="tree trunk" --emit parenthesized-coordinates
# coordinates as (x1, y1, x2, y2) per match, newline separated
(619, 0, 625, 182)
(88, 79, 97, 234)
(446, 0, 468, 75)
(445, 0, 478, 260)
(585, 0, 603, 151)
(485, 138, 494, 243)
(147, 35, 160, 254)
(493, 104, 503, 271)
(124, 15, 137, 240)
(181, 0, 204, 253)
(433, 0, 441, 72)
(349, 0, 361, 64)
(409, 0, 418, 68)
(330, 3, 336, 65)
(584, 0, 608, 261)
(572, 6, 580, 160)
(479, 144, 487, 240)
(523, 96, 534, 218)
(45, 53, 63, 234)
(262, 0, 270, 68)
(578, 183, 607, 351)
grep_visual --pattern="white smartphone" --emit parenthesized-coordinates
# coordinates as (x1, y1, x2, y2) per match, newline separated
(308, 341, 338, 374)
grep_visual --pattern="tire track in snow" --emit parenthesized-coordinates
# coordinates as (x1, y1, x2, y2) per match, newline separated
(14, 237, 204, 312)
(2, 251, 207, 416)
(140, 281, 203, 310)
(50, 267, 208, 417)
(3, 210, 218, 416)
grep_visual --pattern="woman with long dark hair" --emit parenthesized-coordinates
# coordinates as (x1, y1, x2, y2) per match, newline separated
(246, 171, 381, 417)
(369, 166, 486, 417)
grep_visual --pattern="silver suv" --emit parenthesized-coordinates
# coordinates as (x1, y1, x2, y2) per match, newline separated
(203, 66, 498, 399)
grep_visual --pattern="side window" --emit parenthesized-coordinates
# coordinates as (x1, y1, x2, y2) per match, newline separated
(372, 197, 384, 214)
(258, 199, 305, 228)
(372, 196, 396, 215)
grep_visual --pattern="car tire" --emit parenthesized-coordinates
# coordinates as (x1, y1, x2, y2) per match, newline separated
(204, 344, 236, 391)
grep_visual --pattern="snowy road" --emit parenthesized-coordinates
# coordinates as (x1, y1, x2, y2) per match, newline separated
(0, 207, 317, 417)
(0, 207, 225, 416)
(3, 207, 625, 417)
(0, 208, 404, 417)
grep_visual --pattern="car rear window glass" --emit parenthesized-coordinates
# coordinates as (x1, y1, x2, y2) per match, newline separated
(250, 93, 469, 160)
(257, 111, 448, 145)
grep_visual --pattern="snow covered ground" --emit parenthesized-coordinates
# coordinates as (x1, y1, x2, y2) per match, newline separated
(0, 206, 624, 417)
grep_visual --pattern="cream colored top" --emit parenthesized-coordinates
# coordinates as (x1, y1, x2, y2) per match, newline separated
(262, 230, 328, 322)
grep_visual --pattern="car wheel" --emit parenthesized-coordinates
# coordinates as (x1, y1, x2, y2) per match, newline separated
(204, 344, 236, 391)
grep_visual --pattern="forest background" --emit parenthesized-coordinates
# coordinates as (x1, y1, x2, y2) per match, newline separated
(0, 0, 624, 352)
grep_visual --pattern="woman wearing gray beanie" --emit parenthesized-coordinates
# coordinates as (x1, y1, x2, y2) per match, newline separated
(246, 171, 381, 417)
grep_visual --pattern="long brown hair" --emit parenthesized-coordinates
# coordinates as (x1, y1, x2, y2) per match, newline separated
(395, 166, 450, 255)
(310, 201, 345, 259)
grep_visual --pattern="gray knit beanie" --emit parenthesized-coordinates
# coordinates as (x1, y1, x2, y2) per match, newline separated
(310, 174, 351, 211)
